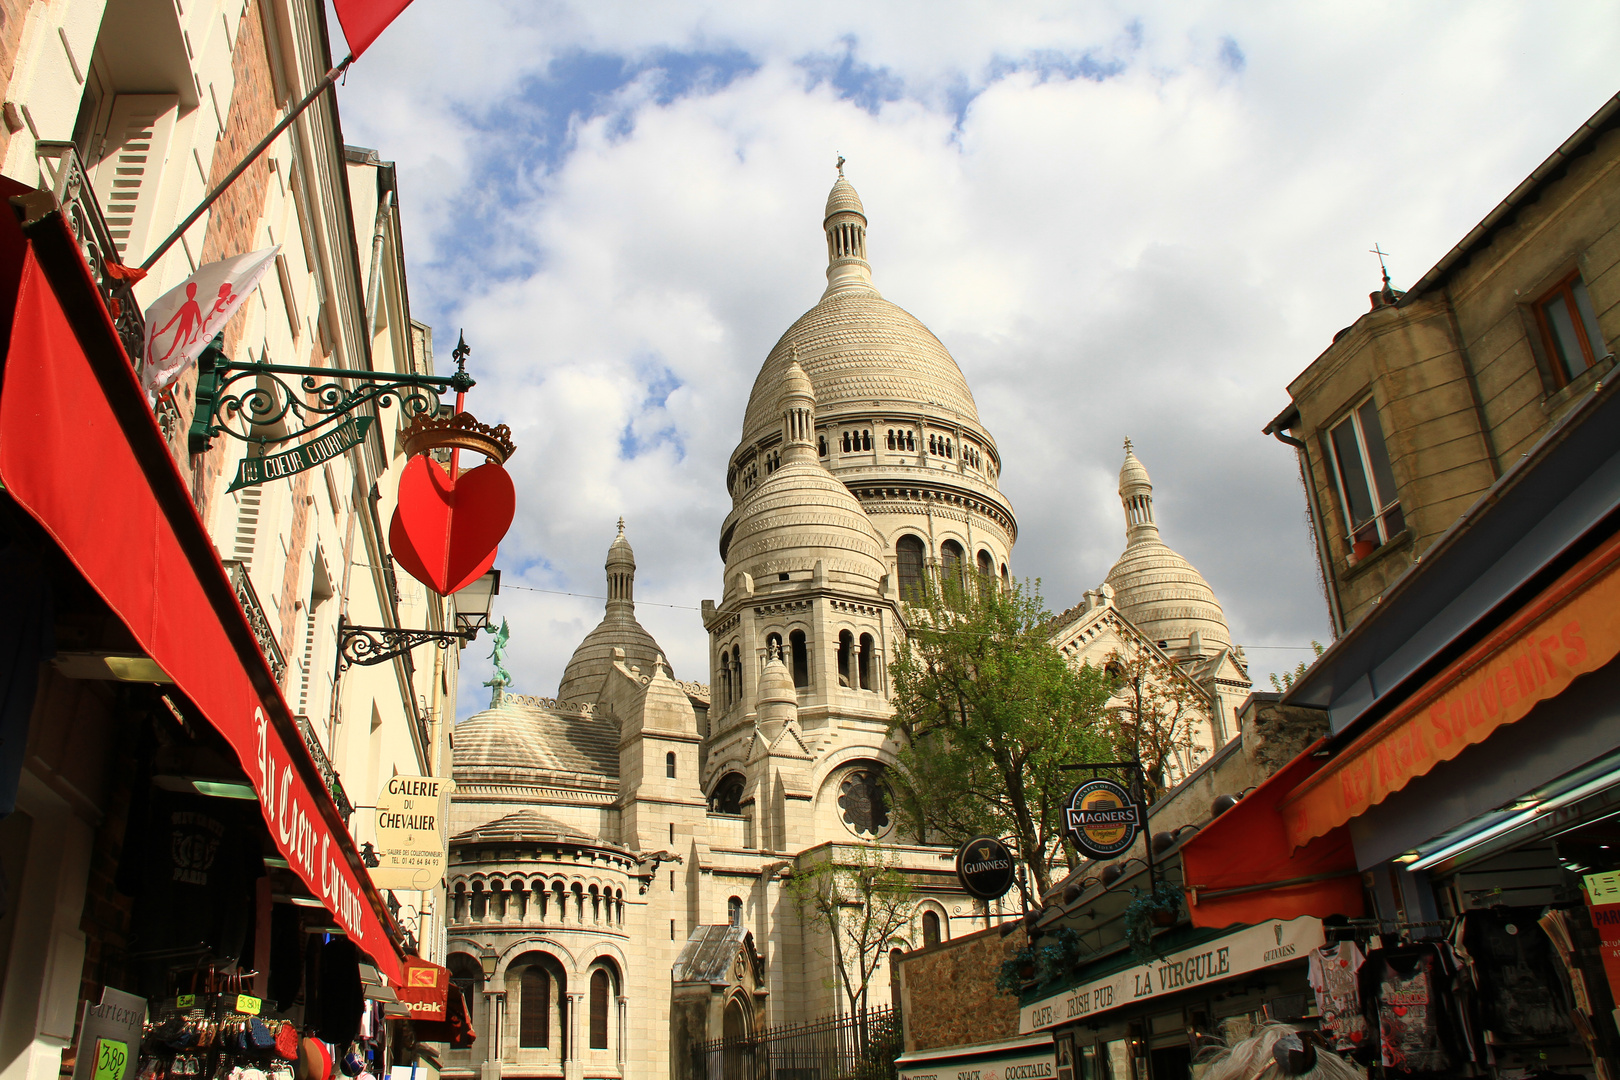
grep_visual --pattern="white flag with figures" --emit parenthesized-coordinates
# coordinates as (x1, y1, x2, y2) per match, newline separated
(141, 246, 279, 396)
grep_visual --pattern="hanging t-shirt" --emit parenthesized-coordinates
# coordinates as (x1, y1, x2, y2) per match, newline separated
(1360, 945, 1457, 1075)
(120, 786, 263, 963)
(1308, 941, 1369, 1052)
(1461, 908, 1571, 1043)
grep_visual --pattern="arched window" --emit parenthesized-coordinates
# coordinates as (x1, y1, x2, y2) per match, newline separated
(862, 430, 872, 450)
(789, 630, 809, 688)
(589, 970, 611, 1049)
(519, 966, 552, 1047)
(719, 664, 731, 710)
(1001, 563, 1010, 588)
(977, 550, 994, 578)
(666, 751, 677, 778)
(711, 773, 746, 815)
(818, 435, 827, 456)
(837, 630, 854, 688)
(897, 536, 925, 600)
(842, 432, 852, 452)
(928, 434, 936, 454)
(886, 430, 896, 449)
(728, 896, 743, 925)
(906, 431, 915, 451)
(940, 540, 965, 579)
(922, 910, 941, 947)
(857, 633, 874, 691)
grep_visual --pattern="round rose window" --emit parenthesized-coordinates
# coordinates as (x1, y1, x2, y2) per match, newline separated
(838, 769, 891, 837)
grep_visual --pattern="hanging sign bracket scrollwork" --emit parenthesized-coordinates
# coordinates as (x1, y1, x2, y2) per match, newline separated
(186, 333, 476, 456)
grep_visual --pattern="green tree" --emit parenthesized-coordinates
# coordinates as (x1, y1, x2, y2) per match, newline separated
(888, 571, 1114, 896)
(1269, 641, 1326, 692)
(1101, 640, 1208, 802)
(785, 844, 916, 1016)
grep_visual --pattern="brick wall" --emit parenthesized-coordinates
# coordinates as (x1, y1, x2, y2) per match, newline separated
(896, 924, 1025, 1053)
(0, 0, 43, 164)
(184, 0, 279, 518)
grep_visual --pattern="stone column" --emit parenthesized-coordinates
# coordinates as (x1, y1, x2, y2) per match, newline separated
(564, 992, 586, 1080)
(616, 996, 628, 1068)
(480, 991, 506, 1080)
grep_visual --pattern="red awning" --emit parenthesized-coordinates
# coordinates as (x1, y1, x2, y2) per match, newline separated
(0, 196, 403, 982)
(1179, 737, 1364, 929)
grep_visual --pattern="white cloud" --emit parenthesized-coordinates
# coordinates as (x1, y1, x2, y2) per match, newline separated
(334, 1, 1620, 715)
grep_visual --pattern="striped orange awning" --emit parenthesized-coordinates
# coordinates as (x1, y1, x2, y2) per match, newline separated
(1281, 529, 1620, 850)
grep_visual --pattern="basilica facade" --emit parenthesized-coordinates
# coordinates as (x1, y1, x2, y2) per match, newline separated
(438, 172, 1250, 1080)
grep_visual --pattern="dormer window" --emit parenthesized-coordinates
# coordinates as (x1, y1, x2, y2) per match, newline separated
(1535, 271, 1608, 387)
(1328, 396, 1404, 552)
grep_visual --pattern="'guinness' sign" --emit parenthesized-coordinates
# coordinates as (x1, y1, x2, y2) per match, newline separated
(1064, 778, 1141, 859)
(956, 835, 1016, 901)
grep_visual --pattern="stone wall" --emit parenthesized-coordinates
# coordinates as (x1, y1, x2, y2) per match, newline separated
(896, 924, 1025, 1053)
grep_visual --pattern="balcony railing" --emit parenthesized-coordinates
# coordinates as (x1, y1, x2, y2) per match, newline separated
(35, 142, 148, 367)
(34, 141, 183, 440)
(223, 558, 287, 685)
(295, 713, 354, 821)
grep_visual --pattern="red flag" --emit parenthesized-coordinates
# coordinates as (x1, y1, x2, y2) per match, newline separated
(332, 0, 415, 59)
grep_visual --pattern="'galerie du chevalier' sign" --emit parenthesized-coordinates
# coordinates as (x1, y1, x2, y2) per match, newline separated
(371, 774, 455, 890)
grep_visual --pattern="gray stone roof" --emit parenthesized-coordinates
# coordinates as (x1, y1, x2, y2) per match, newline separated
(453, 695, 620, 783)
(452, 808, 600, 847)
(672, 924, 755, 984)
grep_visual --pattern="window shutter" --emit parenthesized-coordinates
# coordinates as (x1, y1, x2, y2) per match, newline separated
(90, 94, 179, 263)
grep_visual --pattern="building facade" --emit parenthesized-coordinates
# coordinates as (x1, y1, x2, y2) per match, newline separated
(1265, 91, 1620, 633)
(444, 172, 1250, 1080)
(0, 4, 463, 1080)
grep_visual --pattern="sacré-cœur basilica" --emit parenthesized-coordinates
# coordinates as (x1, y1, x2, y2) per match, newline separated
(438, 169, 1252, 1080)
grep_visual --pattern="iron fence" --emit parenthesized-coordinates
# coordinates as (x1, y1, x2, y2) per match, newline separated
(694, 1006, 901, 1080)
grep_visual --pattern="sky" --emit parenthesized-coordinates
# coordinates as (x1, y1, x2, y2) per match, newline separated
(328, 2, 1620, 721)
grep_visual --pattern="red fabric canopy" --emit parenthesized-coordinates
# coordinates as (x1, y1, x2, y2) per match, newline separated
(1179, 737, 1365, 930)
(0, 200, 402, 981)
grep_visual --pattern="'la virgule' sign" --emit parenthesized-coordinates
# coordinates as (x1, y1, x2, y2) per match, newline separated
(227, 415, 374, 491)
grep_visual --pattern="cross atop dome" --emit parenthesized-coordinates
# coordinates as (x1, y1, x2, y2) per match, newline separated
(836, 153, 845, 177)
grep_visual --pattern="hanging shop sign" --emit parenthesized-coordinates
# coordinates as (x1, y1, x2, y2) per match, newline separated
(390, 454, 514, 596)
(1064, 778, 1141, 860)
(956, 836, 1017, 901)
(1282, 532, 1620, 849)
(396, 958, 451, 1021)
(1019, 917, 1325, 1034)
(226, 415, 374, 492)
(371, 774, 455, 890)
(896, 1035, 1057, 1080)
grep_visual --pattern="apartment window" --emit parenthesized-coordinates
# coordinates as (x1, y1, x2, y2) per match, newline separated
(1328, 397, 1403, 551)
(1535, 272, 1608, 386)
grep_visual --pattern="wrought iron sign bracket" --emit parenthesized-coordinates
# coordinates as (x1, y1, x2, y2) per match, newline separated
(188, 333, 476, 455)
(337, 615, 483, 671)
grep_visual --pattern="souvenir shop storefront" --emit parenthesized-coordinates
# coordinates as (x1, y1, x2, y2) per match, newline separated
(0, 186, 463, 1080)
(1203, 374, 1620, 1077)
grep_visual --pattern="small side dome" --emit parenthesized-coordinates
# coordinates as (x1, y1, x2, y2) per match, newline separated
(781, 358, 814, 403)
(558, 520, 671, 703)
(758, 650, 795, 705)
(825, 176, 865, 220)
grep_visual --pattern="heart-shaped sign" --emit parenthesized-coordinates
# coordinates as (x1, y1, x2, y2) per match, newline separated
(390, 455, 515, 595)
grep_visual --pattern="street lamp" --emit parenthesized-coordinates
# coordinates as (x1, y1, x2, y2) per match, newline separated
(453, 569, 501, 635)
(336, 569, 502, 671)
